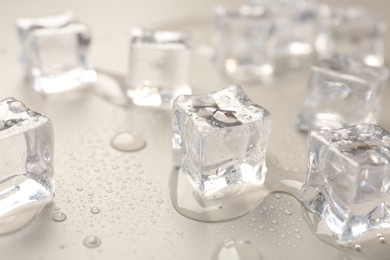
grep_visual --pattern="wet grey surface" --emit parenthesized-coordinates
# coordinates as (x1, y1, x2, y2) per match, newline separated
(0, 0, 389, 259)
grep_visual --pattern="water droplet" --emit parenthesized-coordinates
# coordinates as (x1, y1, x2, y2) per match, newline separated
(52, 212, 67, 222)
(283, 209, 292, 216)
(83, 235, 101, 248)
(156, 199, 164, 204)
(377, 234, 386, 243)
(90, 207, 100, 214)
(76, 187, 83, 192)
(275, 193, 281, 199)
(9, 101, 26, 113)
(111, 131, 146, 152)
(354, 244, 362, 252)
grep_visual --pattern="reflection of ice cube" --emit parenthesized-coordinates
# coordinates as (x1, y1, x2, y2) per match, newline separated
(297, 56, 389, 131)
(127, 27, 192, 107)
(301, 124, 390, 243)
(172, 85, 272, 196)
(316, 6, 385, 67)
(0, 98, 54, 234)
(16, 11, 97, 95)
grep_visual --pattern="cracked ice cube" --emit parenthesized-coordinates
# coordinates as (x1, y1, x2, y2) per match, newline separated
(316, 6, 386, 67)
(0, 97, 54, 234)
(16, 10, 97, 95)
(172, 85, 272, 196)
(126, 27, 192, 107)
(296, 55, 389, 131)
(301, 124, 390, 243)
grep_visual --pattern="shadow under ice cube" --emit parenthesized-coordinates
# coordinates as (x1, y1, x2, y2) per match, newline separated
(16, 11, 97, 95)
(172, 85, 272, 196)
(296, 55, 389, 131)
(301, 124, 390, 243)
(0, 98, 54, 234)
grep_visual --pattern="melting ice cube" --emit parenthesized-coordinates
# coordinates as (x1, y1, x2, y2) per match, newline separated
(0, 98, 54, 234)
(301, 124, 390, 243)
(172, 85, 272, 196)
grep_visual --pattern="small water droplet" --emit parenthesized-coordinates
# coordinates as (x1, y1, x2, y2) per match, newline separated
(275, 194, 281, 199)
(283, 209, 292, 216)
(111, 131, 146, 152)
(354, 244, 361, 252)
(9, 101, 26, 113)
(76, 187, 83, 192)
(90, 207, 100, 214)
(156, 199, 164, 204)
(377, 234, 386, 243)
(52, 212, 67, 222)
(83, 235, 101, 248)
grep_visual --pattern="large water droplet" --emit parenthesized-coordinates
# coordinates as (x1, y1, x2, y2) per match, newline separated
(111, 131, 146, 152)
(90, 207, 100, 214)
(52, 212, 67, 222)
(83, 235, 101, 248)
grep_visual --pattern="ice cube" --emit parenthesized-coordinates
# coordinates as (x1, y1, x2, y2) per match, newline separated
(172, 85, 272, 196)
(316, 6, 386, 67)
(0, 97, 54, 234)
(296, 55, 389, 131)
(301, 124, 390, 243)
(213, 5, 275, 81)
(126, 27, 192, 107)
(16, 11, 97, 95)
(251, 0, 318, 60)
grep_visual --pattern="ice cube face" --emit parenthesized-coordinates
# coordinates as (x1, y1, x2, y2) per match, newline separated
(251, 0, 318, 59)
(213, 5, 275, 81)
(16, 11, 97, 95)
(301, 124, 390, 243)
(172, 85, 272, 196)
(316, 6, 385, 67)
(296, 56, 389, 131)
(0, 98, 54, 234)
(126, 27, 192, 107)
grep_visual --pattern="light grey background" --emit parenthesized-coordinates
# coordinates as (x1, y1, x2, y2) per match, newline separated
(0, 0, 389, 259)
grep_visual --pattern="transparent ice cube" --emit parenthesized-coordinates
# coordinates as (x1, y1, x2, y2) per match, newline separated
(16, 11, 97, 95)
(251, 0, 318, 60)
(126, 27, 192, 107)
(301, 124, 390, 243)
(296, 55, 389, 131)
(0, 98, 54, 234)
(172, 85, 272, 196)
(213, 5, 275, 81)
(316, 6, 386, 67)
